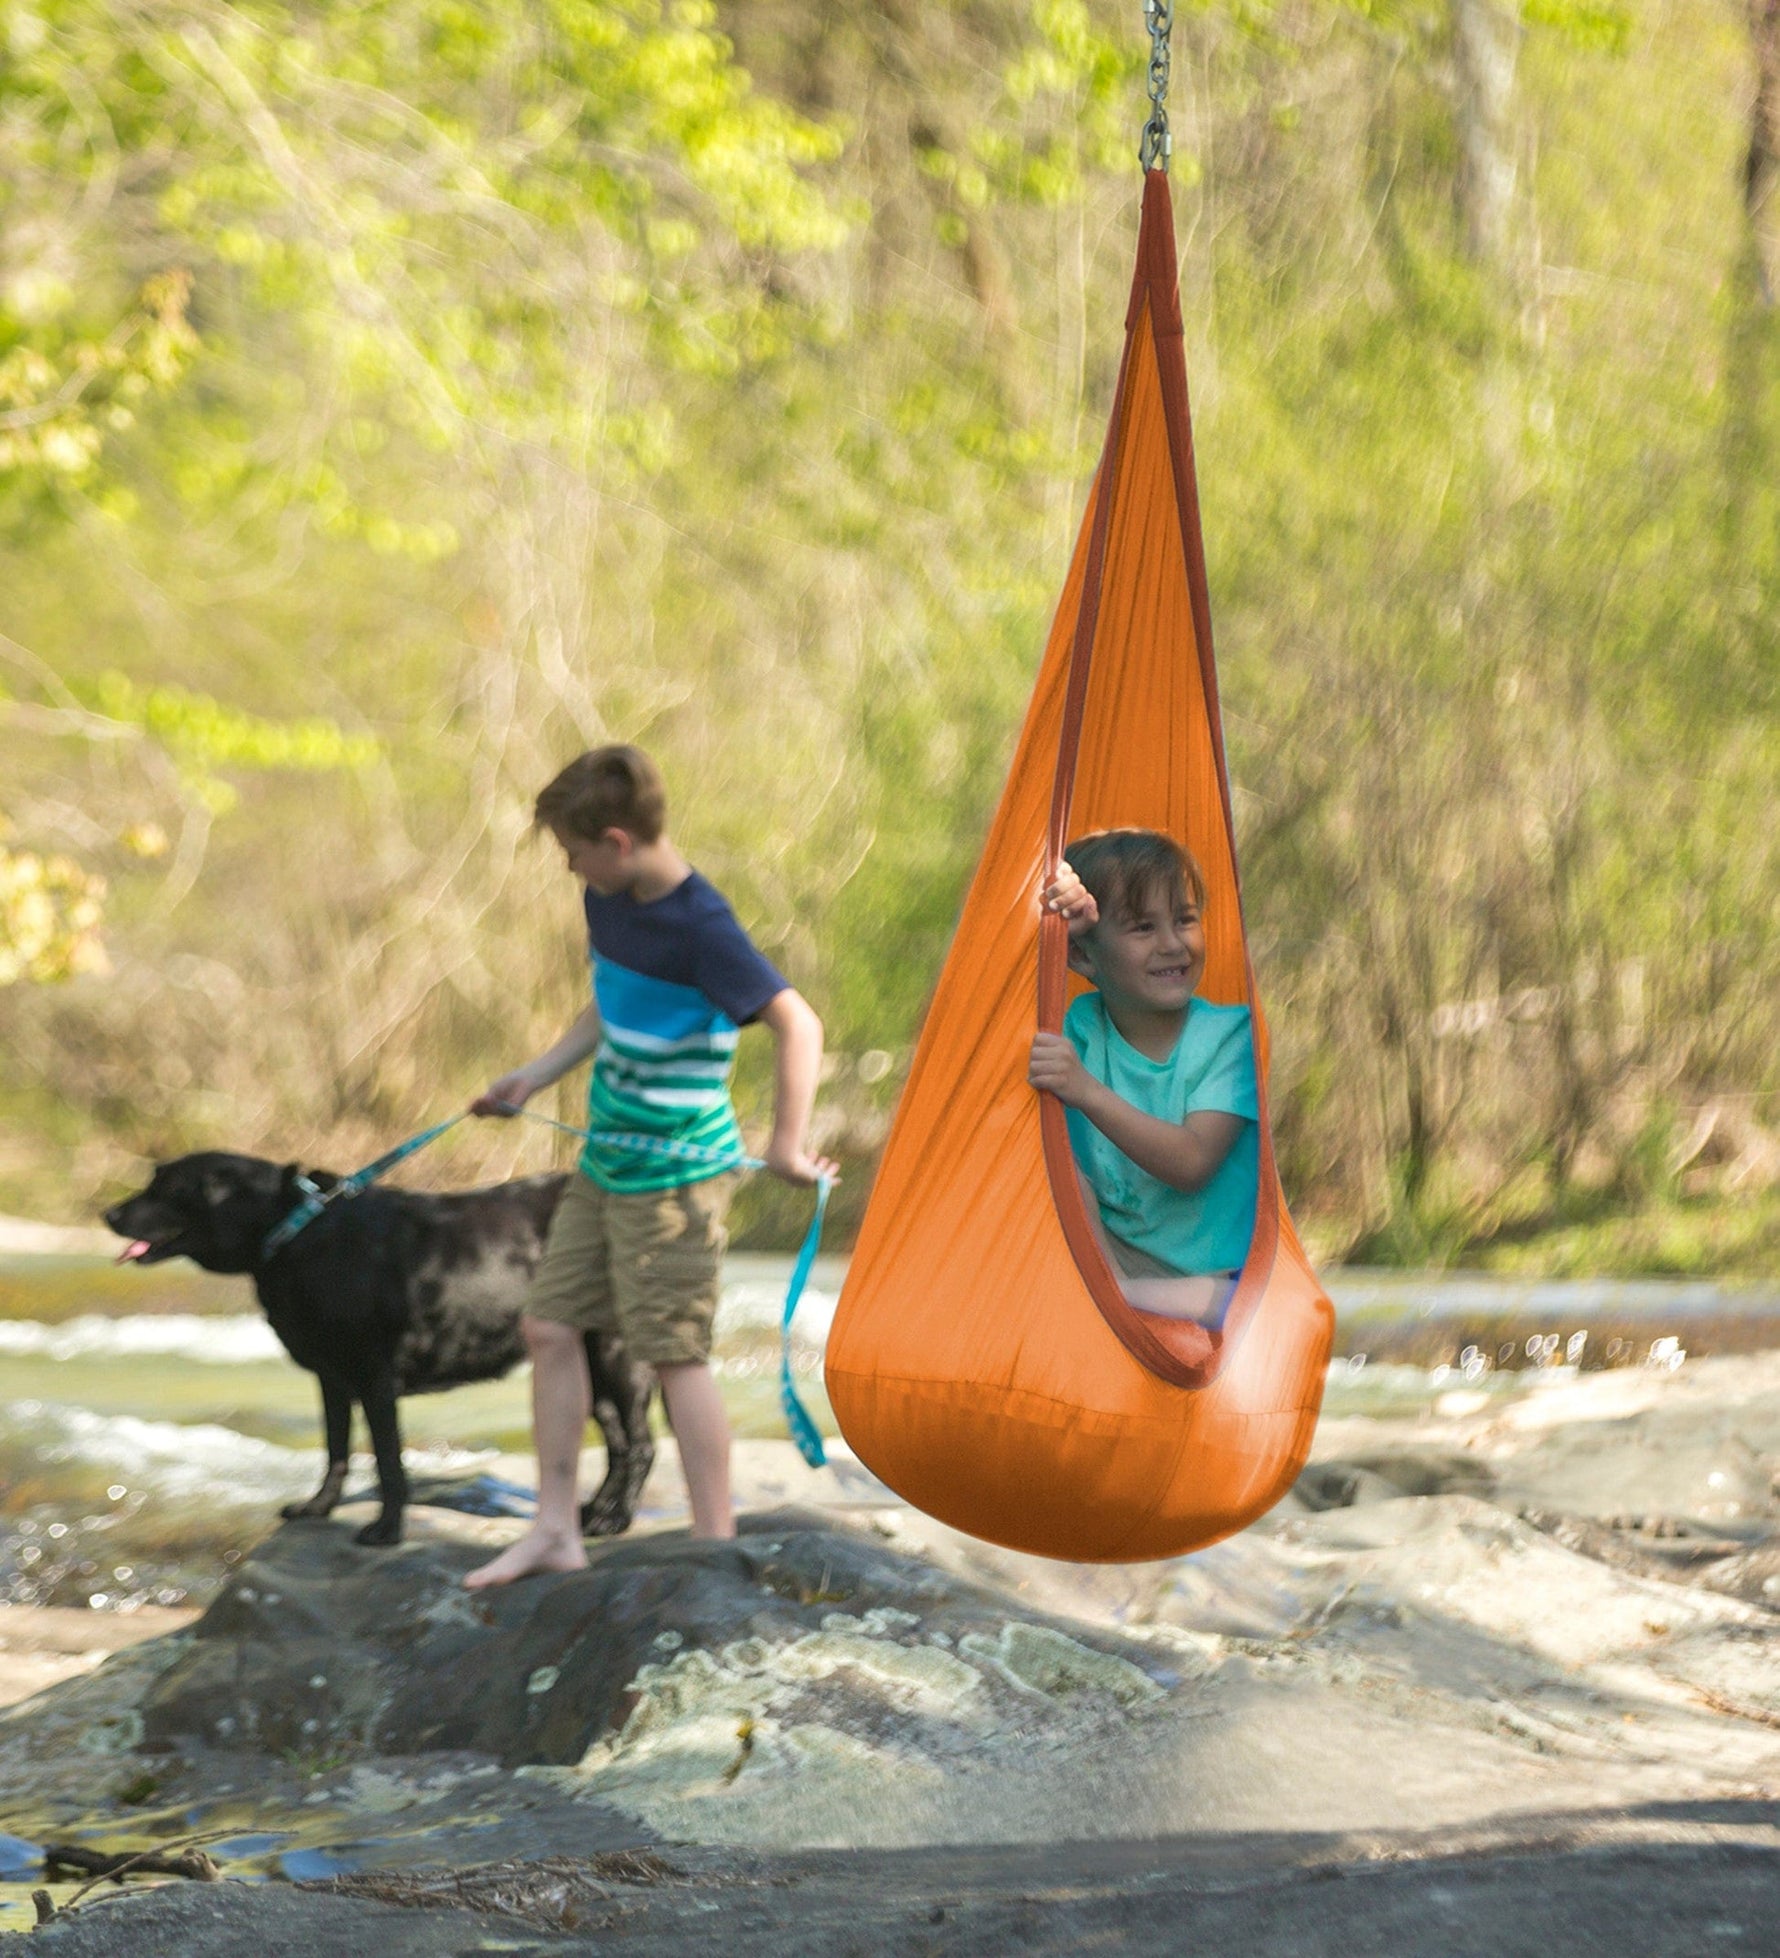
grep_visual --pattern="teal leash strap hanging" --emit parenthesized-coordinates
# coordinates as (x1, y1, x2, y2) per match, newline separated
(778, 1174, 831, 1469)
(510, 1107, 830, 1466)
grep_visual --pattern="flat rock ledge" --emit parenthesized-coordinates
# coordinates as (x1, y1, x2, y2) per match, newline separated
(139, 1506, 1176, 1768)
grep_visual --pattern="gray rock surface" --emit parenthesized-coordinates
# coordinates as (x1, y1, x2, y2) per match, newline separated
(140, 1506, 1173, 1766)
(9, 1353, 1780, 1950)
(14, 1828, 1779, 1955)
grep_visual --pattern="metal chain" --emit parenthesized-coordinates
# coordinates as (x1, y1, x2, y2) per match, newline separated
(1139, 0, 1174, 172)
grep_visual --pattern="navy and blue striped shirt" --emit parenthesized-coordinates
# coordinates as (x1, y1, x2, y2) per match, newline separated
(579, 873, 786, 1192)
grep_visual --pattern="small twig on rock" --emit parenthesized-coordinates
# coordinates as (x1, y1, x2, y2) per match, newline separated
(1681, 1681, 1780, 1731)
(45, 1843, 222, 1885)
(38, 1830, 231, 1918)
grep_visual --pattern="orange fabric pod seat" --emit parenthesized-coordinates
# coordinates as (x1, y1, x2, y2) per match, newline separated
(824, 173, 1334, 1563)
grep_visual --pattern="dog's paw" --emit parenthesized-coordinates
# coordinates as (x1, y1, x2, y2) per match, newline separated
(353, 1515, 403, 1547)
(280, 1499, 333, 1520)
(578, 1497, 634, 1539)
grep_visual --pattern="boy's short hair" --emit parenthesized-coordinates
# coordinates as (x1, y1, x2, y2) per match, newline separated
(1064, 828, 1207, 927)
(535, 746, 667, 844)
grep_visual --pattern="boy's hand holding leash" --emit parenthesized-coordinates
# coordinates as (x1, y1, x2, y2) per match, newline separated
(471, 1070, 545, 1117)
(762, 1137, 841, 1187)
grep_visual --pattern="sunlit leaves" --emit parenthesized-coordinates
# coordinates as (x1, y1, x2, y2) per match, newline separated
(1333, 0, 1629, 50)
(80, 673, 380, 776)
(1519, 0, 1631, 52)
(7, 0, 850, 531)
(0, 273, 199, 486)
(973, 0, 1141, 204)
(0, 829, 107, 987)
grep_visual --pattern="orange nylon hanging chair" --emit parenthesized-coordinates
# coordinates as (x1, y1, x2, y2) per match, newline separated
(824, 152, 1335, 1564)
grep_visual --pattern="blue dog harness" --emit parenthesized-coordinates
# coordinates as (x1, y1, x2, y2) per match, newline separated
(260, 1113, 471, 1261)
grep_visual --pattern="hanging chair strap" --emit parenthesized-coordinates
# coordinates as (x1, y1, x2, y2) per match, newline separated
(1138, 1, 1174, 173)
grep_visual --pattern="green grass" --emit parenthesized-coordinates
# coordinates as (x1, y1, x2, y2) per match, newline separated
(1461, 1188, 1780, 1280)
(1340, 1182, 1780, 1281)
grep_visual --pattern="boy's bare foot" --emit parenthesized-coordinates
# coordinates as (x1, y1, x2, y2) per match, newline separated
(462, 1527, 588, 1591)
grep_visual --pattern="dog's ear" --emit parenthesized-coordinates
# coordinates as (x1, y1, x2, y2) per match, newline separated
(143, 1155, 198, 1195)
(199, 1156, 283, 1207)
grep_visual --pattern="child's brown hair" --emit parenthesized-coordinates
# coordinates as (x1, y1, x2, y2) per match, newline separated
(535, 746, 667, 844)
(1064, 828, 1207, 928)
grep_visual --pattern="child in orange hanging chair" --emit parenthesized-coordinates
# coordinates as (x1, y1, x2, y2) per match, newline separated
(1029, 830, 1259, 1327)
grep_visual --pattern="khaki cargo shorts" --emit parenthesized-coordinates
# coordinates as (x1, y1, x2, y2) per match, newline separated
(526, 1168, 737, 1367)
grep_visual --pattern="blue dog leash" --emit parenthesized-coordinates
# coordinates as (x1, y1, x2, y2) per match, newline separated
(261, 1112, 471, 1260)
(261, 1107, 832, 1468)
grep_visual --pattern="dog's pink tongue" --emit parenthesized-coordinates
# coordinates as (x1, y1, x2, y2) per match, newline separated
(115, 1240, 151, 1264)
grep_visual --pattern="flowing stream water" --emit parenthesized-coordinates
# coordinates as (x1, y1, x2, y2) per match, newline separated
(2, 1247, 1776, 1615)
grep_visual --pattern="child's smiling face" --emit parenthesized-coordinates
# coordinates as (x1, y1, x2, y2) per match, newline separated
(1075, 887, 1205, 1018)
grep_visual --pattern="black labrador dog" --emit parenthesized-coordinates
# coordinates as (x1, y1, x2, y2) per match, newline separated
(105, 1152, 655, 1547)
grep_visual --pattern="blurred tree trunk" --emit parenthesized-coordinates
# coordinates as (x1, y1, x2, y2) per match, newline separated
(1722, 0, 1780, 608)
(1749, 0, 1780, 301)
(1449, 0, 1522, 264)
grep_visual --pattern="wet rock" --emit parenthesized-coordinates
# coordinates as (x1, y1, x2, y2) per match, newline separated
(139, 1508, 1174, 1771)
(1295, 1452, 1496, 1511)
(1294, 1463, 1405, 1511)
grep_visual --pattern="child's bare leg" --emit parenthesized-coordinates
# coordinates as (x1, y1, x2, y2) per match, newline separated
(657, 1360, 735, 1540)
(463, 1316, 592, 1589)
(1118, 1273, 1224, 1323)
(1073, 1169, 1227, 1326)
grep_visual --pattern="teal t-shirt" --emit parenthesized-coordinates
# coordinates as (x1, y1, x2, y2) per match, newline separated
(1063, 992, 1260, 1275)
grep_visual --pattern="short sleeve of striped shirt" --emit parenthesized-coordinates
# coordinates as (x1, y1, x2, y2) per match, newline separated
(583, 874, 785, 1025)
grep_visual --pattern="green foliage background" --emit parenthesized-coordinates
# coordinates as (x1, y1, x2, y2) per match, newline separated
(1, 0, 1776, 1269)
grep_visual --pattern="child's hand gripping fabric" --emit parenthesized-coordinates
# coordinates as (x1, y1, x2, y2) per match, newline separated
(1028, 1033, 1096, 1107)
(1030, 859, 1097, 1107)
(1040, 860, 1099, 932)
(1030, 858, 1103, 1107)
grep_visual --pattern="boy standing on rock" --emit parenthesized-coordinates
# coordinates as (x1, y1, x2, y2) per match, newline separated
(464, 745, 832, 1589)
